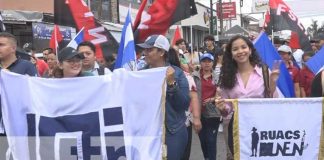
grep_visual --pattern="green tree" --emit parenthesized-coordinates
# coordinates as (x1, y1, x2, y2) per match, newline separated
(307, 20, 324, 38)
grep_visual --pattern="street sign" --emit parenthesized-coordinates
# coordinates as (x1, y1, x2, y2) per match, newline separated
(216, 2, 237, 20)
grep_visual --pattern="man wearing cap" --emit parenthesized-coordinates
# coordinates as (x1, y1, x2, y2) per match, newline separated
(278, 45, 301, 97)
(77, 41, 112, 76)
(192, 53, 221, 160)
(137, 34, 190, 160)
(314, 33, 324, 51)
(56, 47, 93, 78)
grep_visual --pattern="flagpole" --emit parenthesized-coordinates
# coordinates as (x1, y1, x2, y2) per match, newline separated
(66, 27, 85, 47)
(190, 25, 193, 54)
(55, 26, 58, 59)
(271, 28, 274, 45)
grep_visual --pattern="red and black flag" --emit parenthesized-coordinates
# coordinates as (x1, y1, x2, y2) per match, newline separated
(134, 0, 197, 43)
(0, 12, 6, 32)
(54, 0, 118, 59)
(264, 0, 312, 51)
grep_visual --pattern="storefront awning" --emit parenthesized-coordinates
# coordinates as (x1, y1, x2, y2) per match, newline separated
(2, 10, 43, 22)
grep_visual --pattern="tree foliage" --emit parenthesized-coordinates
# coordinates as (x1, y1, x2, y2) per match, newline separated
(307, 20, 324, 38)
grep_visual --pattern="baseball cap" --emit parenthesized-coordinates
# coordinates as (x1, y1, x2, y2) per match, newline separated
(277, 45, 292, 53)
(137, 35, 170, 51)
(315, 33, 324, 41)
(58, 47, 85, 63)
(200, 53, 214, 61)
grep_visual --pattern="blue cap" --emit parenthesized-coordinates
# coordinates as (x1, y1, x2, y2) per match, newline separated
(200, 53, 214, 61)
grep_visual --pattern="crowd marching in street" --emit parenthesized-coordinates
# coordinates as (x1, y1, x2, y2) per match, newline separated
(1, 0, 324, 159)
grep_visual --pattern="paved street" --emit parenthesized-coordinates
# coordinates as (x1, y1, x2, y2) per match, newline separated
(189, 125, 228, 160)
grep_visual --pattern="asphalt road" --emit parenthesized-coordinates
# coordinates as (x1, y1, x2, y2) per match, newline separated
(189, 125, 229, 160)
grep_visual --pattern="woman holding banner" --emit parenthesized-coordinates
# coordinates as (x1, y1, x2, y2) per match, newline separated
(215, 35, 280, 157)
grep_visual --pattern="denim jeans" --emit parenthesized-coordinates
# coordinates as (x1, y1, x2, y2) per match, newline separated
(181, 125, 192, 160)
(198, 117, 221, 160)
(166, 125, 188, 160)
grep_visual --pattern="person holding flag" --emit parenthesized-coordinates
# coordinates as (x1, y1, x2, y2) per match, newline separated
(115, 8, 136, 71)
(300, 51, 315, 97)
(215, 35, 280, 156)
(137, 34, 190, 160)
(277, 45, 301, 97)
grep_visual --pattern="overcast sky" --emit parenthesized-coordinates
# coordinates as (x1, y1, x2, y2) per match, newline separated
(197, 0, 324, 28)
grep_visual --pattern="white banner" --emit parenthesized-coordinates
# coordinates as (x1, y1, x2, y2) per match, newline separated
(0, 68, 167, 160)
(235, 98, 323, 160)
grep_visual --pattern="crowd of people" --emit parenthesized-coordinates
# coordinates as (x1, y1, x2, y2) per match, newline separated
(1, 30, 324, 160)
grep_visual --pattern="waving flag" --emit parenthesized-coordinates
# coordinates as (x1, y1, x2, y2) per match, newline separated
(115, 10, 136, 71)
(134, 0, 197, 43)
(306, 47, 324, 74)
(54, 0, 118, 59)
(49, 25, 63, 54)
(171, 26, 182, 46)
(0, 12, 5, 32)
(0, 68, 167, 160)
(66, 27, 85, 49)
(254, 32, 295, 97)
(264, 0, 311, 52)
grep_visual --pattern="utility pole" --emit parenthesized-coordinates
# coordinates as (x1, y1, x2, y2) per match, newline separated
(98, 0, 103, 20)
(219, 0, 223, 35)
(209, 0, 213, 34)
(229, 0, 232, 28)
(240, 0, 243, 28)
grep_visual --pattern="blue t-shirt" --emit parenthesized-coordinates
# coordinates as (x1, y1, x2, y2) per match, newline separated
(1, 58, 38, 76)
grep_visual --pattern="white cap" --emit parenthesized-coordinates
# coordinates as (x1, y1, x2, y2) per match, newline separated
(137, 35, 170, 52)
(278, 45, 292, 53)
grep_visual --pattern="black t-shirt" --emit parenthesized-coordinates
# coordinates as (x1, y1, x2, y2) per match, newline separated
(310, 71, 323, 97)
(1, 58, 38, 76)
(202, 46, 218, 57)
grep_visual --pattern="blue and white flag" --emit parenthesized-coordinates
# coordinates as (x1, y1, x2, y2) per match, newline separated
(115, 9, 137, 71)
(66, 27, 85, 49)
(306, 47, 324, 74)
(0, 68, 167, 160)
(254, 32, 295, 97)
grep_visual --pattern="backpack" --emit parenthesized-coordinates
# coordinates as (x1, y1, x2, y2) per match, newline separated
(97, 66, 105, 75)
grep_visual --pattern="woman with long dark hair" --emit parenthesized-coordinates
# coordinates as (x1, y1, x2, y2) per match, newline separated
(168, 47, 202, 160)
(216, 35, 280, 157)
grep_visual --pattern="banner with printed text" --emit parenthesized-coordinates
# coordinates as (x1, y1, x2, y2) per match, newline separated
(0, 68, 166, 160)
(234, 98, 324, 160)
